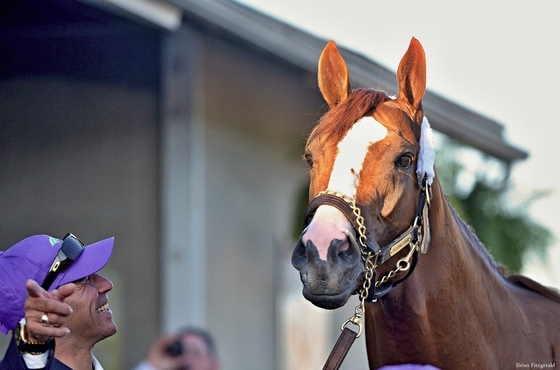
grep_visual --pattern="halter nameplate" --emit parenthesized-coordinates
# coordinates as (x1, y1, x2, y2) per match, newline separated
(389, 232, 414, 257)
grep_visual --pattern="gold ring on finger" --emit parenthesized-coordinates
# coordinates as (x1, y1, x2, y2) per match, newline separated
(40, 313, 50, 327)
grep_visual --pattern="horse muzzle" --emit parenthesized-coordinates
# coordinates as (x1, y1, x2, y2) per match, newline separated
(292, 205, 365, 309)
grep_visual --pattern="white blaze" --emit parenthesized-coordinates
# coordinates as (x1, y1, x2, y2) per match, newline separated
(327, 116, 388, 198)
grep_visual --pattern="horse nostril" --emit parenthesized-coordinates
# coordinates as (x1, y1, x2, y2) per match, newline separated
(337, 239, 349, 253)
(291, 237, 308, 269)
(335, 234, 360, 265)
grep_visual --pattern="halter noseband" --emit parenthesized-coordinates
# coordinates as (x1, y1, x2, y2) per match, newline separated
(302, 175, 432, 302)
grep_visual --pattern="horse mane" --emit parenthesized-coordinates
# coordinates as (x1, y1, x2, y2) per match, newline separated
(507, 274, 560, 304)
(309, 88, 391, 145)
(448, 201, 503, 273)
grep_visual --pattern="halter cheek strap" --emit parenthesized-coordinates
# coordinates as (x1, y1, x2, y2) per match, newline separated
(366, 175, 431, 301)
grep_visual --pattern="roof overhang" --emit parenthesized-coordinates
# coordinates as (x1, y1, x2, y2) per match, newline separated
(79, 0, 182, 30)
(168, 1, 528, 164)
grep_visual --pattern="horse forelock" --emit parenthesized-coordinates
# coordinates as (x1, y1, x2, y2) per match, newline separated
(308, 89, 391, 146)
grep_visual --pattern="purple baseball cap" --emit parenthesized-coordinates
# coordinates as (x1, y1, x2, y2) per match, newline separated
(0, 234, 114, 335)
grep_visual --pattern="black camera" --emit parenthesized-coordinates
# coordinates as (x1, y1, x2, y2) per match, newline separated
(166, 340, 183, 357)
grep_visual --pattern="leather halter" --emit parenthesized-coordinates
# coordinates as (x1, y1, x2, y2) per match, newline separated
(303, 175, 432, 301)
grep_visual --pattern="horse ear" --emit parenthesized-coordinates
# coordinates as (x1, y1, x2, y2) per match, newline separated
(318, 40, 351, 109)
(396, 37, 426, 118)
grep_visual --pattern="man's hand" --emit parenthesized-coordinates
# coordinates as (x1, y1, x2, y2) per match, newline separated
(23, 279, 75, 342)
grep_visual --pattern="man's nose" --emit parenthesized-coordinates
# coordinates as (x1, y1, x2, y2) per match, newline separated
(91, 273, 113, 293)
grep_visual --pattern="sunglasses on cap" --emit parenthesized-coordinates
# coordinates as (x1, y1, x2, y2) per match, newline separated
(41, 233, 85, 290)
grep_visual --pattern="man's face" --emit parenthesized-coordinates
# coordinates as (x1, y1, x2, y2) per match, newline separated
(181, 333, 219, 370)
(62, 273, 117, 346)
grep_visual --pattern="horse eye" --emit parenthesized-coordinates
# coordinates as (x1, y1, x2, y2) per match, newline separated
(304, 153, 314, 167)
(396, 154, 413, 169)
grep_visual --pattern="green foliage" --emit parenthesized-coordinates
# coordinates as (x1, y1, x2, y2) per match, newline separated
(436, 138, 553, 273)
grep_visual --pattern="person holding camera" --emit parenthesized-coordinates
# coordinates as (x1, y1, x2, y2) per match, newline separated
(134, 327, 219, 370)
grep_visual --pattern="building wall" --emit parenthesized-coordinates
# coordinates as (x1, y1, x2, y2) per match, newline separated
(160, 28, 320, 369)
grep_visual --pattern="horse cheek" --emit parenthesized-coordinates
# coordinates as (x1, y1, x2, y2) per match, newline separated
(380, 192, 400, 219)
(379, 181, 412, 221)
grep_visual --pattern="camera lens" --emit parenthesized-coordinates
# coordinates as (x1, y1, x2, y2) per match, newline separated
(166, 340, 183, 357)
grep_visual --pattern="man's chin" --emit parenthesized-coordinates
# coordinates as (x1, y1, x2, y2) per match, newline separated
(99, 321, 118, 339)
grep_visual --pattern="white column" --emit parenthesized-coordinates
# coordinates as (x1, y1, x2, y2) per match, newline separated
(160, 26, 207, 330)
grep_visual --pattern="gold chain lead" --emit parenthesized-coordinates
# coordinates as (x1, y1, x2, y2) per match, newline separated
(318, 190, 418, 338)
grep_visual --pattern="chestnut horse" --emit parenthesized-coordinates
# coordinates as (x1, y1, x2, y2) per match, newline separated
(292, 38, 560, 369)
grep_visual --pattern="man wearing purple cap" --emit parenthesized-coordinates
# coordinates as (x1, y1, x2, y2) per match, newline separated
(0, 233, 115, 369)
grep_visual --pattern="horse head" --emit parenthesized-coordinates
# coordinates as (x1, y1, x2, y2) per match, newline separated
(292, 38, 435, 309)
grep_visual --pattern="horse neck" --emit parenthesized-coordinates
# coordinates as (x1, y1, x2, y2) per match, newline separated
(365, 179, 514, 363)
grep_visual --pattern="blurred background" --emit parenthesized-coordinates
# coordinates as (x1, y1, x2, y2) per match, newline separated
(1, 1, 556, 369)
